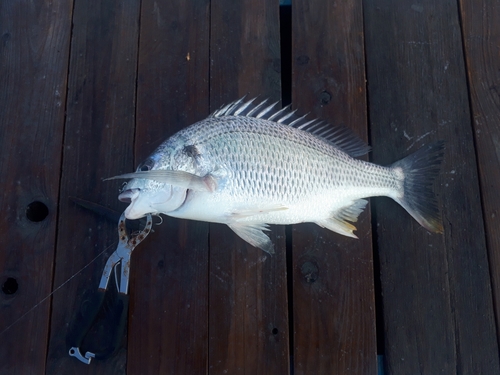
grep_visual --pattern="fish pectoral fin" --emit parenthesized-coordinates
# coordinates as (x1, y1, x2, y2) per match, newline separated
(227, 222, 274, 254)
(105, 170, 217, 192)
(230, 204, 288, 220)
(316, 199, 368, 238)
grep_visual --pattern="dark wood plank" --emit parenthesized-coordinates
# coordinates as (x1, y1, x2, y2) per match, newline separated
(364, 0, 500, 373)
(127, 0, 210, 373)
(291, 1, 377, 374)
(0, 1, 71, 373)
(46, 0, 140, 373)
(208, 0, 289, 373)
(459, 0, 500, 348)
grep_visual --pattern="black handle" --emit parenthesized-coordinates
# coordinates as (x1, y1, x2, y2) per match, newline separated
(67, 289, 129, 363)
(94, 293, 129, 360)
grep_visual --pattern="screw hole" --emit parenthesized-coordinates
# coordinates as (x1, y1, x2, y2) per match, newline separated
(2, 277, 18, 295)
(26, 201, 49, 222)
(272, 327, 279, 335)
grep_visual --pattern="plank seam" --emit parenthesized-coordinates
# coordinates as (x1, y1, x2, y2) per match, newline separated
(455, 0, 500, 362)
(48, 0, 77, 367)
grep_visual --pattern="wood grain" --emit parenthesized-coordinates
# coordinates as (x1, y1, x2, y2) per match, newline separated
(127, 0, 210, 373)
(3, 0, 500, 373)
(364, 0, 500, 373)
(0, 1, 72, 373)
(45, 0, 140, 373)
(291, 0, 377, 374)
(459, 0, 500, 351)
(208, 0, 289, 373)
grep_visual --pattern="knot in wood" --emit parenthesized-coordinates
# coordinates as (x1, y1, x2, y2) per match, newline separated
(301, 261, 319, 283)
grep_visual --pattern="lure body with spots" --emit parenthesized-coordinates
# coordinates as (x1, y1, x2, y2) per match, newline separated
(111, 99, 444, 253)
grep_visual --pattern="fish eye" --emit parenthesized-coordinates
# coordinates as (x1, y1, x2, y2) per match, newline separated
(138, 158, 155, 172)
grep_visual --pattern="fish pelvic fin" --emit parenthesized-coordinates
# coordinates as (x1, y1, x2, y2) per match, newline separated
(316, 199, 368, 238)
(390, 141, 445, 233)
(228, 222, 274, 254)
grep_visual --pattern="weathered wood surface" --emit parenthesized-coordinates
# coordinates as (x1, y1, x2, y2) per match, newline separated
(364, 0, 500, 373)
(460, 0, 500, 349)
(0, 1, 72, 374)
(45, 1, 140, 374)
(1, 0, 500, 374)
(209, 0, 290, 374)
(292, 0, 377, 374)
(127, 0, 210, 373)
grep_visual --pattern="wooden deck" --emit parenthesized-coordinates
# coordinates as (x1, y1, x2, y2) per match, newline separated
(1, 0, 499, 374)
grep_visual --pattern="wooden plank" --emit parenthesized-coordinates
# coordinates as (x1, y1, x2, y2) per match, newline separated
(126, 0, 210, 373)
(459, 0, 500, 348)
(363, 0, 500, 373)
(208, 0, 289, 373)
(291, 1, 377, 374)
(0, 1, 72, 373)
(45, 0, 140, 373)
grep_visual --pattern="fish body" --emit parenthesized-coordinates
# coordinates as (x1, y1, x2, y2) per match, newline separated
(112, 98, 444, 253)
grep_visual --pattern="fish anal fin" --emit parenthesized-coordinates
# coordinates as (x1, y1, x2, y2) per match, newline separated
(316, 199, 368, 238)
(228, 222, 274, 254)
(316, 217, 359, 239)
(337, 199, 368, 223)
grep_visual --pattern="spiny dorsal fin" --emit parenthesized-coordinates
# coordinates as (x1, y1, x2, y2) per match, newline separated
(210, 97, 370, 157)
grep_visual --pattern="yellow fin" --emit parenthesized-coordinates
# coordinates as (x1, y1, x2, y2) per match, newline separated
(316, 199, 368, 238)
(316, 217, 358, 238)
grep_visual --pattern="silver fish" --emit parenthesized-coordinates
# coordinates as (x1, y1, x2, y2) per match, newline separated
(108, 98, 444, 254)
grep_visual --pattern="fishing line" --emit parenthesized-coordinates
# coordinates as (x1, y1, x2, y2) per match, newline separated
(0, 242, 116, 337)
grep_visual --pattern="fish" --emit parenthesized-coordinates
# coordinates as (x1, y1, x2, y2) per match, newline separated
(108, 98, 444, 254)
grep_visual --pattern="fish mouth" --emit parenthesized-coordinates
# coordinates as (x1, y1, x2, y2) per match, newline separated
(118, 188, 147, 220)
(118, 188, 140, 203)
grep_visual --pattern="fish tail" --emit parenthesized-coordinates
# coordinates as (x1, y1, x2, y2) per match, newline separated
(390, 141, 445, 233)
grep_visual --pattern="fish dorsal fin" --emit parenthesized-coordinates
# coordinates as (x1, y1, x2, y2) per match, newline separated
(210, 98, 370, 157)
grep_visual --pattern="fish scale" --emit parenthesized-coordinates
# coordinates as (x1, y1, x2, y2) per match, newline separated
(109, 98, 444, 254)
(188, 120, 363, 197)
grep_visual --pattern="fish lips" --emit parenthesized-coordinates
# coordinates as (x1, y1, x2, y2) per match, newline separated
(118, 188, 150, 219)
(119, 188, 139, 203)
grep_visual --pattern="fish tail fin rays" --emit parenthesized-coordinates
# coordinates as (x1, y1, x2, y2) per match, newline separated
(390, 141, 445, 233)
(227, 222, 275, 254)
(316, 199, 369, 238)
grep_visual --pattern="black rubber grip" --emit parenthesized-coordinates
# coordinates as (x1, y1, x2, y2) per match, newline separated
(67, 290, 129, 361)
(67, 289, 106, 350)
(94, 293, 129, 360)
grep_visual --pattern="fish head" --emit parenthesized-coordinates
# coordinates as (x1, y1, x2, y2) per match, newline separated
(117, 152, 188, 219)
(118, 179, 187, 220)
